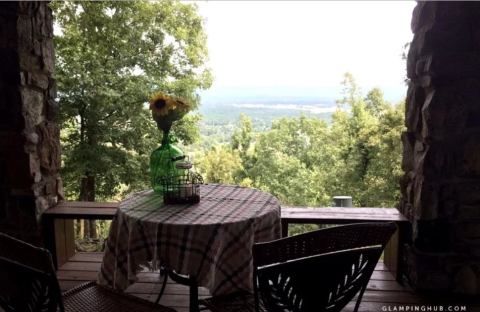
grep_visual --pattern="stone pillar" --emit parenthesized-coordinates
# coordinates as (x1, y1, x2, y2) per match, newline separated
(0, 1, 62, 246)
(401, 2, 480, 294)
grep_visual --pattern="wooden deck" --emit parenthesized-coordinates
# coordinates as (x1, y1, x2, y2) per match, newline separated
(56, 252, 480, 312)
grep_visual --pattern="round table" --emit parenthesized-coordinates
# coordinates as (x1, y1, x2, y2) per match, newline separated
(98, 184, 282, 297)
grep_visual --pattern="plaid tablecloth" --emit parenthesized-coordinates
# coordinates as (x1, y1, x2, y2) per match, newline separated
(98, 184, 281, 296)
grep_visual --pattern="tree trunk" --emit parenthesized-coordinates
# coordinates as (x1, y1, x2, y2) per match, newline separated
(80, 175, 97, 238)
(83, 219, 90, 238)
(76, 219, 81, 236)
(80, 220, 84, 237)
(89, 220, 97, 238)
(80, 132, 98, 238)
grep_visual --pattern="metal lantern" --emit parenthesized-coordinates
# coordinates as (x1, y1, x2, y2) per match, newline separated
(158, 155, 203, 204)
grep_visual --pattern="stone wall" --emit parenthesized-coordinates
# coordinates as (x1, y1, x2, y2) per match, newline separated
(0, 1, 62, 246)
(401, 1, 480, 294)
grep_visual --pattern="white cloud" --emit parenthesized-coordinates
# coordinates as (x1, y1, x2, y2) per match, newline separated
(193, 1, 415, 88)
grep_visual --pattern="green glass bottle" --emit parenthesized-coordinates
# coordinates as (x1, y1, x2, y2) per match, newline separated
(150, 132, 184, 193)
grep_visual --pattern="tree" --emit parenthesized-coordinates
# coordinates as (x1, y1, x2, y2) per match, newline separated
(365, 88, 389, 118)
(53, 1, 212, 237)
(242, 73, 405, 209)
(231, 114, 252, 160)
(231, 114, 253, 182)
(246, 115, 332, 207)
(328, 73, 405, 207)
(196, 146, 244, 185)
(361, 99, 405, 207)
(402, 42, 411, 85)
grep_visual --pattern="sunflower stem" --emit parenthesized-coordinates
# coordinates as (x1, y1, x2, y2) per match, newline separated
(161, 129, 170, 145)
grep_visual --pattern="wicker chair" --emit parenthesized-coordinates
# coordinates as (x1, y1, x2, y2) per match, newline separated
(200, 222, 398, 312)
(0, 232, 176, 312)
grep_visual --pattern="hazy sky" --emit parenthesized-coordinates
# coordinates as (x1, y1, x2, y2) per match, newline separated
(195, 1, 416, 89)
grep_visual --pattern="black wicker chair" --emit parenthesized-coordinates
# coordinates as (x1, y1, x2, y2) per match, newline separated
(200, 222, 398, 312)
(0, 232, 176, 312)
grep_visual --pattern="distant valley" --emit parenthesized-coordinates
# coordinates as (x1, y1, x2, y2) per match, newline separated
(198, 85, 407, 105)
(191, 85, 407, 149)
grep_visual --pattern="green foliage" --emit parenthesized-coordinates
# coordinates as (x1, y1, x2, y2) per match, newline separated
(247, 115, 332, 207)
(53, 1, 212, 201)
(365, 88, 389, 118)
(198, 73, 405, 213)
(289, 224, 321, 237)
(194, 103, 332, 150)
(402, 42, 411, 85)
(54, 2, 406, 241)
(328, 74, 405, 207)
(231, 114, 252, 161)
(195, 146, 244, 184)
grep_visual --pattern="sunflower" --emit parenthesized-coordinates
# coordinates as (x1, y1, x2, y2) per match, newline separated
(172, 97, 191, 112)
(149, 93, 175, 116)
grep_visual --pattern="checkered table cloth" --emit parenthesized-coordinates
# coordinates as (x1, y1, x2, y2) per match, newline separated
(98, 184, 282, 296)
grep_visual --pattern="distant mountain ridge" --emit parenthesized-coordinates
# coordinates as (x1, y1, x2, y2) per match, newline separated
(198, 85, 407, 106)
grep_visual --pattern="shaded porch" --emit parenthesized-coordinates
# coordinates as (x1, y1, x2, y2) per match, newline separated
(2, 1, 480, 311)
(58, 253, 480, 312)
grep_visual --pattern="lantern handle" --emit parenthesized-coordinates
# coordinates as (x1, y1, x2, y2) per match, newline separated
(171, 155, 186, 162)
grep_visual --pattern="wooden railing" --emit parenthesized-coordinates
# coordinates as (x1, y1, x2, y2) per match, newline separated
(43, 202, 409, 282)
(281, 206, 409, 282)
(42, 202, 117, 269)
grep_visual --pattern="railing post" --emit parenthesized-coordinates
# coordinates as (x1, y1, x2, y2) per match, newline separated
(281, 219, 289, 238)
(333, 196, 353, 207)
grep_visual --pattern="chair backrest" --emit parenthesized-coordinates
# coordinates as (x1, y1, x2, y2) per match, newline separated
(0, 232, 55, 274)
(252, 222, 397, 312)
(253, 222, 397, 267)
(0, 232, 64, 312)
(0, 257, 62, 312)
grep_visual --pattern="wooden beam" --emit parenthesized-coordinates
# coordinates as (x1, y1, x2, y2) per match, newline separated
(42, 216, 57, 269)
(65, 219, 76, 261)
(43, 202, 410, 281)
(54, 219, 67, 269)
(42, 201, 118, 269)
(281, 206, 409, 224)
(280, 206, 409, 283)
(43, 201, 118, 220)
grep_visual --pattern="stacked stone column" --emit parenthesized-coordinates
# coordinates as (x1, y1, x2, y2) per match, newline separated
(401, 2, 480, 294)
(0, 1, 62, 246)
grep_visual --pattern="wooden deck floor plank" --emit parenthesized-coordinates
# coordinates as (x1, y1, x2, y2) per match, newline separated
(57, 269, 396, 287)
(57, 270, 186, 284)
(58, 258, 395, 287)
(125, 282, 210, 296)
(366, 280, 412, 292)
(57, 270, 99, 281)
(370, 271, 394, 281)
(59, 261, 102, 271)
(63, 254, 391, 274)
(356, 290, 424, 304)
(375, 262, 388, 271)
(69, 253, 391, 270)
(69, 252, 103, 262)
(56, 255, 480, 312)
(60, 283, 411, 299)
(60, 260, 180, 273)
(59, 279, 409, 295)
(133, 293, 208, 308)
